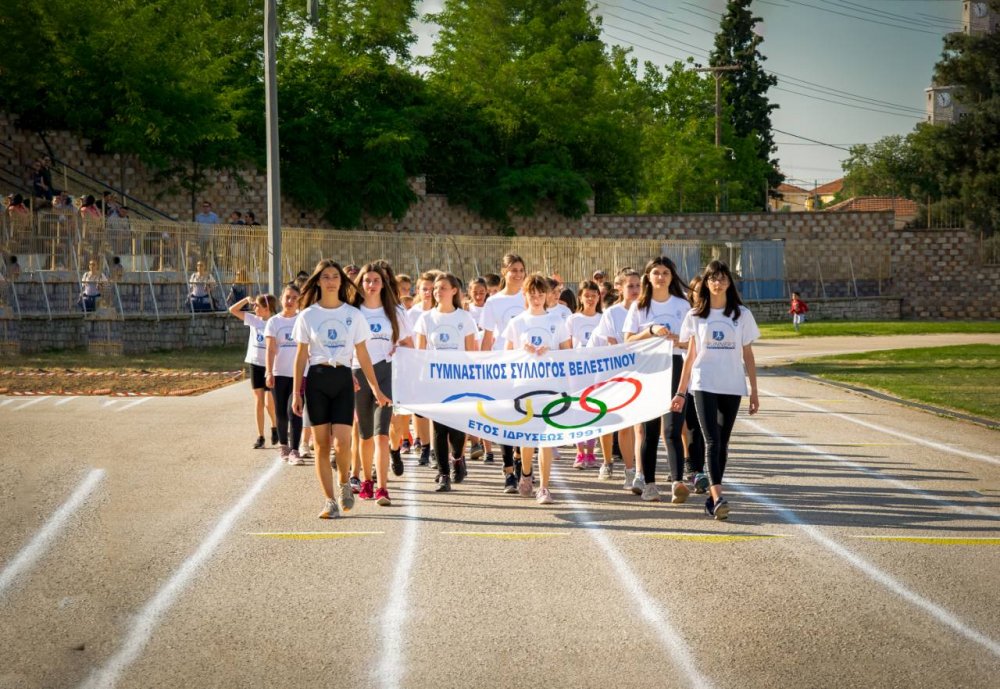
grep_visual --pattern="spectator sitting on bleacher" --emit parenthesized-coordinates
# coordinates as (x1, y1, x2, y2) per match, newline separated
(52, 191, 74, 212)
(188, 260, 217, 312)
(6, 193, 29, 216)
(80, 195, 102, 219)
(245, 211, 259, 226)
(31, 160, 54, 203)
(80, 258, 109, 312)
(228, 210, 244, 225)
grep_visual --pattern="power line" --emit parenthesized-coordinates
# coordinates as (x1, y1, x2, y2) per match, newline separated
(781, 0, 942, 35)
(772, 128, 854, 152)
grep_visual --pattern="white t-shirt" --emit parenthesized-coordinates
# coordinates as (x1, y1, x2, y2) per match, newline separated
(566, 312, 603, 348)
(480, 292, 526, 351)
(407, 301, 431, 331)
(589, 303, 629, 346)
(243, 313, 268, 366)
(264, 314, 298, 377)
(622, 296, 691, 337)
(679, 307, 760, 396)
(468, 303, 485, 327)
(414, 308, 479, 351)
(549, 303, 572, 321)
(501, 311, 570, 351)
(188, 272, 215, 298)
(292, 303, 370, 368)
(81, 271, 107, 296)
(353, 304, 412, 366)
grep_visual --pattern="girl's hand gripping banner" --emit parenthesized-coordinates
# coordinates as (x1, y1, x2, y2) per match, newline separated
(392, 339, 673, 448)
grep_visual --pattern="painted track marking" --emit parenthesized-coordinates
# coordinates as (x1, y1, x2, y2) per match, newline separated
(78, 459, 284, 689)
(855, 536, 1000, 546)
(54, 397, 78, 406)
(731, 479, 1000, 658)
(761, 388, 1000, 466)
(115, 398, 151, 412)
(375, 477, 419, 689)
(0, 398, 14, 407)
(0, 469, 105, 597)
(11, 397, 49, 411)
(556, 470, 715, 689)
(739, 418, 997, 518)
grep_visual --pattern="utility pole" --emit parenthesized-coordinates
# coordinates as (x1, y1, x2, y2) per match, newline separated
(264, 0, 281, 294)
(693, 64, 740, 212)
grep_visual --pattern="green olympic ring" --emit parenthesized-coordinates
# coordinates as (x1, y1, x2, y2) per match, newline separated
(541, 395, 608, 430)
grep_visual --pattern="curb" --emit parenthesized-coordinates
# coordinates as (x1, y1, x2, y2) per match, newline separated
(779, 368, 1000, 431)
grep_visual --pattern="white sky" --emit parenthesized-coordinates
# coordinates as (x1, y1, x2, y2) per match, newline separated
(412, 1, 959, 189)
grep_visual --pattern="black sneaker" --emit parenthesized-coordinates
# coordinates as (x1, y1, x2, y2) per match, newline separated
(705, 496, 730, 521)
(503, 472, 518, 494)
(418, 447, 430, 466)
(452, 458, 468, 484)
(253, 436, 265, 449)
(435, 474, 452, 492)
(483, 452, 495, 464)
(390, 448, 404, 476)
(270, 427, 279, 446)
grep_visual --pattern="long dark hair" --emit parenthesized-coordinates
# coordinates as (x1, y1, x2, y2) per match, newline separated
(357, 262, 403, 343)
(435, 272, 464, 310)
(299, 259, 357, 309)
(693, 260, 743, 321)
(498, 253, 525, 291)
(637, 256, 687, 312)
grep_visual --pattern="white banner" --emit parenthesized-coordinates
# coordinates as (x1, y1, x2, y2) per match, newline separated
(392, 339, 673, 448)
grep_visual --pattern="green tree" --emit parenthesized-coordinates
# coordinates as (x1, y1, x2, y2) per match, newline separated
(709, 0, 782, 202)
(424, 0, 636, 220)
(277, 2, 427, 227)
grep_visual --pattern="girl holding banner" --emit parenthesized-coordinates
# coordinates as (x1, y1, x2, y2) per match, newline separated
(292, 260, 391, 520)
(672, 260, 760, 521)
(480, 254, 528, 493)
(353, 263, 413, 507)
(414, 273, 480, 493)
(590, 268, 642, 489)
(623, 257, 692, 504)
(566, 280, 604, 470)
(408, 271, 441, 467)
(501, 273, 573, 505)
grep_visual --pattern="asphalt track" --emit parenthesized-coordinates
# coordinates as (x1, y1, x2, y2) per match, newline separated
(1, 334, 998, 689)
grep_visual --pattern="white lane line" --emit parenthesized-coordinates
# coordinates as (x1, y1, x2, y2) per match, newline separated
(78, 459, 284, 689)
(730, 479, 1000, 659)
(375, 476, 419, 689)
(739, 418, 997, 518)
(54, 397, 78, 406)
(115, 398, 150, 412)
(11, 397, 50, 411)
(100, 399, 120, 409)
(0, 469, 105, 597)
(556, 471, 714, 689)
(761, 388, 999, 467)
(0, 399, 15, 407)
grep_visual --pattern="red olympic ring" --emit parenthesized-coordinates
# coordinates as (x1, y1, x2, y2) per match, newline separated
(578, 377, 642, 414)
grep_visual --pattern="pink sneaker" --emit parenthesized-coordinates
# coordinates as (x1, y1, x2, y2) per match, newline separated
(573, 453, 586, 469)
(585, 452, 598, 468)
(359, 480, 375, 500)
(375, 487, 391, 506)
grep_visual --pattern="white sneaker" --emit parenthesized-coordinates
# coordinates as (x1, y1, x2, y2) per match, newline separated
(340, 483, 355, 513)
(631, 473, 646, 496)
(641, 483, 662, 502)
(287, 449, 304, 466)
(298, 444, 313, 459)
(598, 463, 613, 480)
(277, 445, 291, 462)
(318, 498, 339, 519)
(623, 468, 636, 491)
(535, 487, 554, 505)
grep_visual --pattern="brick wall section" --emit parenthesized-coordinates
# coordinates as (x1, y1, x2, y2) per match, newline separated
(891, 228, 1000, 319)
(751, 297, 901, 323)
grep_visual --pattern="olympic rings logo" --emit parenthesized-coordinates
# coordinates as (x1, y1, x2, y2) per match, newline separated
(441, 377, 642, 429)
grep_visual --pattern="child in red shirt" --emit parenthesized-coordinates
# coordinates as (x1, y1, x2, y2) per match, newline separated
(789, 292, 808, 332)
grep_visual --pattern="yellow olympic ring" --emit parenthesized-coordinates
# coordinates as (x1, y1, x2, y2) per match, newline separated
(477, 398, 535, 426)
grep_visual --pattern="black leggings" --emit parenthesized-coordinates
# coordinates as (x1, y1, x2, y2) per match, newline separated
(685, 392, 705, 474)
(640, 355, 685, 484)
(433, 422, 466, 475)
(693, 391, 741, 486)
(272, 375, 303, 449)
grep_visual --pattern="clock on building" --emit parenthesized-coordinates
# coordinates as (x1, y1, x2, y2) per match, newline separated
(936, 91, 952, 108)
(973, 2, 988, 18)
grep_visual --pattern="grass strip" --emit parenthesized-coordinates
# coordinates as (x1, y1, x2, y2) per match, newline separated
(1, 345, 246, 372)
(758, 321, 1000, 339)
(788, 344, 1000, 422)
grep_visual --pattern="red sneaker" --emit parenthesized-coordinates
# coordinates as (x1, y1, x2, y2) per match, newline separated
(375, 487, 391, 506)
(359, 480, 375, 500)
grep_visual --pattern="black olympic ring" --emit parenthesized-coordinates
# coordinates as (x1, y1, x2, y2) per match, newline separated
(513, 389, 572, 419)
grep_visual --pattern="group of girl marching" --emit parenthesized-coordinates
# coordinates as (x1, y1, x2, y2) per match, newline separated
(229, 253, 759, 521)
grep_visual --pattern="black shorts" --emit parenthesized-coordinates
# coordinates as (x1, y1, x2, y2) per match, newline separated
(353, 360, 393, 439)
(250, 364, 269, 390)
(304, 365, 355, 427)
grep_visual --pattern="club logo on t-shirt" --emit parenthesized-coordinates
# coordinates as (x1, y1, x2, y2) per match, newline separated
(530, 335, 543, 346)
(440, 333, 450, 343)
(255, 332, 264, 344)
(320, 318, 349, 351)
(327, 328, 338, 341)
(707, 325, 736, 350)
(371, 323, 382, 333)
(278, 326, 295, 347)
